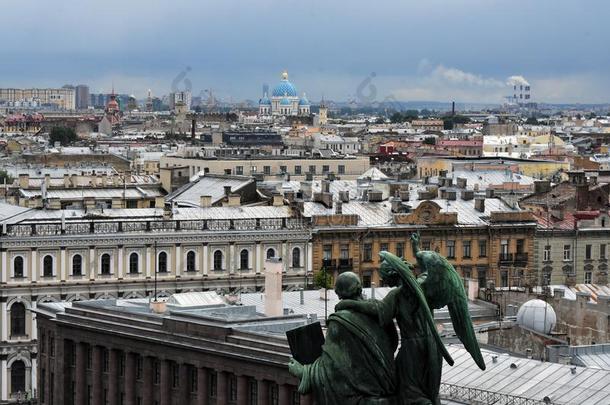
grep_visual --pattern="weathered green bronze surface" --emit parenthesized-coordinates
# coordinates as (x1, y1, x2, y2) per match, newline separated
(289, 233, 486, 405)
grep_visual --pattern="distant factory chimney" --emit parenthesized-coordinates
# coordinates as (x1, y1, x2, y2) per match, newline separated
(264, 258, 284, 317)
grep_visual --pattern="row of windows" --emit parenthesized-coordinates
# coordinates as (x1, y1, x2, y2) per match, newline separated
(12, 247, 303, 278)
(234, 164, 346, 176)
(544, 243, 607, 262)
(326, 240, 491, 262)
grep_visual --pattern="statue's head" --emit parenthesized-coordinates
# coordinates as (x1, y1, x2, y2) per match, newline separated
(379, 260, 401, 287)
(334, 272, 362, 300)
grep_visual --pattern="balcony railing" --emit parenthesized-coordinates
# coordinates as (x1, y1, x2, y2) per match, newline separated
(498, 252, 529, 266)
(338, 258, 353, 272)
(3, 217, 307, 238)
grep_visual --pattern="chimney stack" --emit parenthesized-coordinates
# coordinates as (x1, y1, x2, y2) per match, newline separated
(18, 174, 29, 189)
(474, 197, 485, 212)
(228, 194, 241, 207)
(224, 185, 232, 196)
(200, 195, 212, 208)
(264, 258, 284, 317)
(336, 200, 343, 214)
(272, 193, 284, 206)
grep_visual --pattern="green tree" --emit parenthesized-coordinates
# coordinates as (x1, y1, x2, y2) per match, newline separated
(525, 116, 538, 125)
(49, 127, 78, 146)
(0, 169, 13, 185)
(314, 269, 334, 289)
(588, 112, 597, 119)
(375, 117, 386, 124)
(423, 137, 436, 145)
(390, 112, 404, 123)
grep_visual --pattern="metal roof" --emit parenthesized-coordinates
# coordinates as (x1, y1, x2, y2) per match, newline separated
(0, 201, 32, 223)
(166, 174, 254, 207)
(442, 345, 610, 404)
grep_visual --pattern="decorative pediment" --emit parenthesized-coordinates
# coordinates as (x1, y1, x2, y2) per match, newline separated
(394, 201, 457, 225)
(584, 263, 594, 271)
(562, 264, 573, 274)
(599, 263, 608, 271)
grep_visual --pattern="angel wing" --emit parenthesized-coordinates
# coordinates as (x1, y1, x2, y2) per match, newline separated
(379, 251, 454, 367)
(415, 250, 486, 371)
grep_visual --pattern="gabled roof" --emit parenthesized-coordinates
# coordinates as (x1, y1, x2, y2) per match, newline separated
(166, 174, 255, 207)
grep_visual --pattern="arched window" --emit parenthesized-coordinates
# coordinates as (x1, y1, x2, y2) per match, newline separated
(100, 254, 111, 275)
(10, 360, 25, 394)
(158, 252, 167, 273)
(10, 302, 26, 337)
(266, 248, 276, 259)
(43, 255, 53, 277)
(186, 251, 196, 272)
(129, 253, 139, 274)
(213, 250, 223, 271)
(72, 254, 82, 276)
(240, 249, 249, 270)
(292, 247, 301, 268)
(13, 257, 24, 278)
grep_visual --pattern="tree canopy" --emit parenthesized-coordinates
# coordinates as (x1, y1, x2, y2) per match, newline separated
(0, 169, 13, 185)
(49, 127, 78, 146)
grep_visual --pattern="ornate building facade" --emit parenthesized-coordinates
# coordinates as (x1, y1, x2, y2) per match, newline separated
(0, 204, 311, 402)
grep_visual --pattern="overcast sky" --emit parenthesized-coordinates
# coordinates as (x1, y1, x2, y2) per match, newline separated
(2, 0, 608, 103)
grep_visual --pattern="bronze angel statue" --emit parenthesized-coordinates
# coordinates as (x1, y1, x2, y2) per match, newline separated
(290, 233, 486, 405)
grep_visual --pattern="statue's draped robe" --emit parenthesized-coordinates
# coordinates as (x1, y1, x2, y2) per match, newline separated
(375, 287, 443, 405)
(298, 309, 397, 405)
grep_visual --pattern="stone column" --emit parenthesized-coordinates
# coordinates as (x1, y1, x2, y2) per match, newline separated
(236, 374, 248, 405)
(108, 349, 119, 404)
(92, 346, 103, 405)
(202, 244, 209, 276)
(53, 337, 65, 404)
(145, 245, 152, 279)
(142, 357, 153, 405)
(256, 243, 262, 274)
(117, 246, 124, 280)
(307, 242, 313, 277)
(279, 383, 291, 404)
(60, 248, 67, 281)
(229, 243, 235, 274)
(178, 363, 190, 403)
(1, 249, 7, 283)
(75, 343, 86, 405)
(124, 353, 136, 405)
(256, 379, 268, 405)
(160, 360, 171, 405)
(31, 249, 38, 283)
(175, 244, 182, 277)
(196, 367, 209, 405)
(1, 358, 8, 403)
(216, 371, 228, 405)
(0, 303, 7, 341)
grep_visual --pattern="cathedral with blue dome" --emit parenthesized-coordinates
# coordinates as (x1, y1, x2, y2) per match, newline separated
(259, 71, 310, 116)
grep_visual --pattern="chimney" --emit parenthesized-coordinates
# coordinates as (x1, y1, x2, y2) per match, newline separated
(150, 300, 167, 314)
(228, 194, 241, 207)
(399, 190, 410, 201)
(272, 193, 283, 206)
(264, 258, 284, 317)
(485, 189, 495, 198)
(474, 197, 485, 212)
(336, 200, 343, 214)
(391, 198, 402, 213)
(101, 173, 107, 187)
(71, 174, 78, 188)
(200, 195, 212, 208)
(63, 174, 70, 188)
(339, 190, 350, 203)
(461, 190, 474, 200)
(446, 190, 457, 201)
(299, 288, 305, 305)
(44, 174, 51, 189)
(368, 191, 383, 202)
(576, 184, 589, 210)
(19, 174, 29, 189)
(224, 185, 232, 197)
(534, 180, 551, 194)
(321, 180, 330, 193)
(456, 177, 467, 189)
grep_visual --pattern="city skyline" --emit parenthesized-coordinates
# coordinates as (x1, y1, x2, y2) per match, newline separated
(1, 0, 609, 104)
